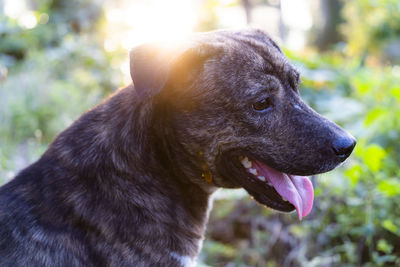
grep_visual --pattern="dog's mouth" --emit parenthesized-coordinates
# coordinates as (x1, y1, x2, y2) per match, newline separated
(240, 156, 314, 220)
(218, 152, 314, 220)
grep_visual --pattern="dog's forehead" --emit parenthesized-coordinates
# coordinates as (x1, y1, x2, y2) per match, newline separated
(199, 30, 299, 81)
(189, 30, 300, 100)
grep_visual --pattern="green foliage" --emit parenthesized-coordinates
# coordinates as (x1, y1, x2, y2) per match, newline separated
(0, 0, 124, 181)
(342, 0, 400, 62)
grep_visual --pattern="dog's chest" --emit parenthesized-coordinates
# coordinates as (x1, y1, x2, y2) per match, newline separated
(169, 251, 195, 267)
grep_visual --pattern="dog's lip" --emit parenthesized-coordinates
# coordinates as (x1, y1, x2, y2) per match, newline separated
(240, 156, 314, 220)
(216, 149, 315, 220)
(219, 151, 296, 214)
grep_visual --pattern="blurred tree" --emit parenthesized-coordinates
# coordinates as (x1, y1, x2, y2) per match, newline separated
(241, 0, 252, 24)
(310, 0, 343, 50)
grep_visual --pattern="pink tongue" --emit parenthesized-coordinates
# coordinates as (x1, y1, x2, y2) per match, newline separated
(253, 161, 314, 220)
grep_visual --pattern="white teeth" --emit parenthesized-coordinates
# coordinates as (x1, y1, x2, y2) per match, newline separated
(240, 156, 252, 169)
(257, 176, 266, 182)
(282, 197, 288, 202)
(249, 168, 258, 176)
(266, 181, 272, 186)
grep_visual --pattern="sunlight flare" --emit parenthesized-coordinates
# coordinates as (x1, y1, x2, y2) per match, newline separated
(105, 0, 197, 49)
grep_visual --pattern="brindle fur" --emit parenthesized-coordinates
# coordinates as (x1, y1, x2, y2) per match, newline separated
(0, 29, 354, 266)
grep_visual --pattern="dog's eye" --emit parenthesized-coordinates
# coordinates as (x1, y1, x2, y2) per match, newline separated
(253, 97, 273, 111)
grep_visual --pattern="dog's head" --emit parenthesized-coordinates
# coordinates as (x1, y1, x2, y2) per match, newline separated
(130, 29, 356, 219)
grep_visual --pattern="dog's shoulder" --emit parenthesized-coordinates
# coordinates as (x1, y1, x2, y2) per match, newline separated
(0, 160, 95, 266)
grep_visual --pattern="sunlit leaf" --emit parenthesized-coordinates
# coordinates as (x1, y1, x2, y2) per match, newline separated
(362, 144, 386, 172)
(377, 239, 393, 254)
(391, 87, 400, 101)
(378, 179, 400, 197)
(382, 219, 398, 234)
(352, 75, 372, 95)
(344, 165, 362, 186)
(364, 107, 387, 126)
(354, 138, 367, 158)
(314, 187, 323, 196)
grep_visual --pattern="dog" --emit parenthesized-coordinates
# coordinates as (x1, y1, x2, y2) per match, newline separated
(0, 29, 355, 266)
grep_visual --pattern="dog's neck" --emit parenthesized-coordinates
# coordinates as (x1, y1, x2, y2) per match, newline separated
(43, 85, 215, 264)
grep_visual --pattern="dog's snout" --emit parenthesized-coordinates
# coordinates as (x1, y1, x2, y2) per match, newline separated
(332, 135, 356, 160)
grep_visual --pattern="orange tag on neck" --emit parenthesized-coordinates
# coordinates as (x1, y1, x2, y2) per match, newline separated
(202, 171, 213, 183)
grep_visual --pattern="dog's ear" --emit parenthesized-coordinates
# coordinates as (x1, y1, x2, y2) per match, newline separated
(130, 44, 175, 98)
(130, 42, 220, 98)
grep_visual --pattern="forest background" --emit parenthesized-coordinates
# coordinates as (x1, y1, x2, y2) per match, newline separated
(1, 0, 400, 266)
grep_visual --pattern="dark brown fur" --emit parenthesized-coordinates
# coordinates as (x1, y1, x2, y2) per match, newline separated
(0, 29, 354, 266)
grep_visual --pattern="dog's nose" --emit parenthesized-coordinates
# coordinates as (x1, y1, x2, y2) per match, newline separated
(332, 135, 356, 160)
